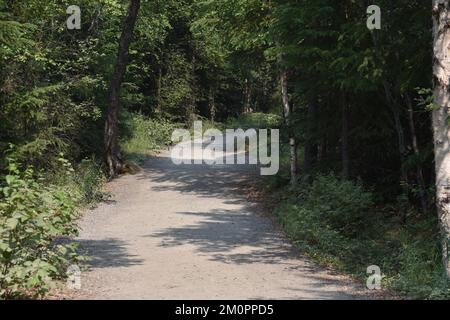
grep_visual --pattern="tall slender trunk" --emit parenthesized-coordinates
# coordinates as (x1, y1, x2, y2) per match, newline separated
(405, 92, 428, 215)
(318, 138, 327, 164)
(243, 78, 252, 114)
(209, 87, 216, 122)
(360, 0, 408, 188)
(87, 4, 104, 36)
(432, 0, 450, 277)
(341, 95, 350, 180)
(188, 54, 196, 123)
(156, 52, 163, 112)
(280, 70, 297, 185)
(382, 81, 408, 187)
(303, 97, 318, 177)
(104, 0, 141, 179)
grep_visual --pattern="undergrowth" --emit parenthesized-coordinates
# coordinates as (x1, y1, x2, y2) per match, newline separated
(226, 112, 282, 130)
(272, 174, 450, 299)
(120, 112, 180, 164)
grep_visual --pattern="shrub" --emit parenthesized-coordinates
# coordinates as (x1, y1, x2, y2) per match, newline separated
(74, 158, 107, 206)
(188, 117, 225, 134)
(120, 112, 179, 162)
(227, 112, 282, 130)
(50, 154, 107, 208)
(273, 173, 450, 299)
(274, 174, 373, 264)
(0, 160, 80, 299)
(302, 175, 374, 236)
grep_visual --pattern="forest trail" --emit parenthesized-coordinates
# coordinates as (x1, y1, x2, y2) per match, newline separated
(67, 141, 373, 300)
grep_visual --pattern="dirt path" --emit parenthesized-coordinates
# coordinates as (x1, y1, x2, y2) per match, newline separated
(67, 144, 374, 300)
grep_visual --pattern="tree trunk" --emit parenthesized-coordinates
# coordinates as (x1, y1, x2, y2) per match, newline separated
(187, 54, 197, 124)
(303, 97, 318, 177)
(318, 137, 327, 164)
(405, 92, 428, 215)
(360, 0, 408, 188)
(280, 70, 297, 185)
(382, 81, 408, 187)
(156, 52, 163, 112)
(209, 87, 216, 122)
(432, 0, 450, 278)
(341, 96, 350, 180)
(243, 78, 252, 114)
(104, 0, 141, 179)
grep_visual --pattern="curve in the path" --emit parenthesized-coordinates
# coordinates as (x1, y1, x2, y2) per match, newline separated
(70, 146, 372, 300)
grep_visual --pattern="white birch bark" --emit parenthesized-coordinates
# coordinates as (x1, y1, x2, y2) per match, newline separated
(280, 71, 297, 185)
(432, 0, 450, 277)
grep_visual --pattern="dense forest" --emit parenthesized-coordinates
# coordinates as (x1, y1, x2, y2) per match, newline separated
(1, 0, 450, 299)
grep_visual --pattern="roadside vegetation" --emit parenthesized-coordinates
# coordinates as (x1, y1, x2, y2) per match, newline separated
(1, 0, 449, 300)
(120, 112, 179, 164)
(0, 115, 178, 298)
(0, 154, 101, 298)
(273, 175, 448, 299)
(230, 112, 449, 299)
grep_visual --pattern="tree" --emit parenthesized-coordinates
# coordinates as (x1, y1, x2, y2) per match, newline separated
(432, 0, 450, 277)
(280, 69, 297, 185)
(105, 0, 141, 178)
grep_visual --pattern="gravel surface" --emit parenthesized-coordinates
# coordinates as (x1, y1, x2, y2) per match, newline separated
(65, 145, 378, 300)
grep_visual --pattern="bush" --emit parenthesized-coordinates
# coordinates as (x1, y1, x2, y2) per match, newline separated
(273, 173, 450, 299)
(275, 174, 374, 267)
(120, 112, 179, 162)
(302, 175, 374, 235)
(188, 117, 225, 134)
(50, 154, 107, 208)
(0, 160, 80, 299)
(226, 112, 282, 130)
(74, 158, 107, 206)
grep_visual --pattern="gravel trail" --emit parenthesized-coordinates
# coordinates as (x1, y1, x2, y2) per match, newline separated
(68, 144, 373, 300)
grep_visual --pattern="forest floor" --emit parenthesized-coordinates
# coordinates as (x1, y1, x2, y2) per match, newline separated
(61, 141, 383, 300)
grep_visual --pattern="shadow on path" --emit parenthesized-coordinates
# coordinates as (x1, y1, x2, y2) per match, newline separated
(139, 155, 260, 200)
(148, 209, 295, 265)
(78, 238, 144, 269)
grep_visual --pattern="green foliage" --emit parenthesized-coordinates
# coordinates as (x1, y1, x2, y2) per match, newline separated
(74, 159, 107, 206)
(226, 112, 282, 130)
(120, 112, 179, 163)
(274, 174, 374, 267)
(0, 159, 80, 299)
(187, 117, 225, 134)
(297, 175, 374, 235)
(274, 174, 449, 299)
(0, 0, 444, 300)
(40, 153, 107, 209)
(157, 49, 197, 121)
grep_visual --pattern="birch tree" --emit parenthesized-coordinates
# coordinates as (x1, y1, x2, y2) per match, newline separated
(432, 0, 450, 277)
(280, 70, 297, 185)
